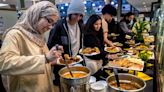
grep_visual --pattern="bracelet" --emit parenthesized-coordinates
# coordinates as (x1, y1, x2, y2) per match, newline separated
(44, 54, 50, 63)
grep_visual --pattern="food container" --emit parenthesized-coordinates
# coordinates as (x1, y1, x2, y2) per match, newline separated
(106, 73, 146, 92)
(59, 66, 90, 92)
(90, 82, 106, 92)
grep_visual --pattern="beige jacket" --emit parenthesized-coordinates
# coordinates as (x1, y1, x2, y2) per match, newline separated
(0, 28, 54, 92)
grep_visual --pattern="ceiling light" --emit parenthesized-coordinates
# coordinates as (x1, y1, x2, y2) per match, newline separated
(83, 1, 87, 4)
(65, 3, 68, 6)
(111, 1, 114, 5)
(99, 5, 102, 8)
(142, 2, 146, 4)
(61, 6, 64, 10)
(0, 3, 8, 7)
(92, 3, 95, 7)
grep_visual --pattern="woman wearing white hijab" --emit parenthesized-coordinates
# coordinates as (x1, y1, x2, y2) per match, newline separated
(0, 1, 62, 92)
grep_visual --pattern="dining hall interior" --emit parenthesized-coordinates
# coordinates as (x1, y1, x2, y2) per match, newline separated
(0, 0, 164, 92)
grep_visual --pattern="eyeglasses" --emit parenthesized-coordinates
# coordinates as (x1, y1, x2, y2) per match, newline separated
(44, 16, 55, 25)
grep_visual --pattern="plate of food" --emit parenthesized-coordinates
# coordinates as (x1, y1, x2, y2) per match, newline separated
(79, 47, 100, 56)
(108, 33, 120, 37)
(104, 57, 144, 71)
(57, 54, 83, 65)
(113, 42, 123, 47)
(135, 45, 150, 50)
(105, 47, 120, 53)
(125, 35, 132, 39)
(125, 40, 135, 45)
(144, 36, 155, 43)
(111, 33, 120, 37)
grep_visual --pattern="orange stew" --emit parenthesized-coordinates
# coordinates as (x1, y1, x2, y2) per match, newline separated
(63, 71, 87, 78)
(110, 81, 141, 90)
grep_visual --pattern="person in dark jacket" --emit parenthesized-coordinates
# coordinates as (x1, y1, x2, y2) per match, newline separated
(48, 0, 84, 57)
(47, 0, 85, 87)
(83, 14, 117, 78)
(119, 12, 135, 48)
(84, 14, 106, 61)
(120, 12, 135, 34)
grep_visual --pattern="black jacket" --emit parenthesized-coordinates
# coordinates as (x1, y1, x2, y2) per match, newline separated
(47, 18, 84, 56)
(108, 19, 126, 43)
(47, 18, 84, 86)
(83, 30, 107, 61)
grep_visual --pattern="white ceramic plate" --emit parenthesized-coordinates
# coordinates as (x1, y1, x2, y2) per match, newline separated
(79, 49, 100, 56)
(104, 57, 144, 71)
(104, 47, 120, 53)
(57, 55, 83, 66)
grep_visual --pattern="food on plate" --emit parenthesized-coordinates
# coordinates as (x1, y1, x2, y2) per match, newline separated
(62, 71, 87, 78)
(80, 47, 100, 54)
(144, 36, 154, 43)
(125, 35, 131, 39)
(126, 40, 135, 45)
(108, 58, 144, 70)
(111, 33, 120, 36)
(59, 54, 80, 64)
(113, 42, 123, 47)
(127, 49, 139, 55)
(135, 45, 149, 50)
(105, 47, 120, 53)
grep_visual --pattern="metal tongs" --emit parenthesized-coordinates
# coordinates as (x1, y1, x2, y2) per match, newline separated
(56, 44, 74, 78)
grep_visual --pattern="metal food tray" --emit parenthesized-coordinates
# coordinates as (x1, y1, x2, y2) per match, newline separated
(104, 59, 144, 71)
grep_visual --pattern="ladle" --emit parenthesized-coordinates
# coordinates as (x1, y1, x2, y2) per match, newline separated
(56, 44, 74, 77)
(113, 68, 120, 90)
(65, 60, 74, 77)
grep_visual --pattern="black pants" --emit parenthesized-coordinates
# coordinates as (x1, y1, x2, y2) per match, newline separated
(92, 68, 109, 81)
(0, 75, 6, 92)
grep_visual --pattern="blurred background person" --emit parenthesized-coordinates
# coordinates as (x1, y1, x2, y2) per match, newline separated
(101, 4, 115, 47)
(0, 1, 63, 92)
(119, 12, 135, 34)
(105, 4, 124, 43)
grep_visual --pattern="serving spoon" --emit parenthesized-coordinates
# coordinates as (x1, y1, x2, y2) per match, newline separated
(56, 44, 74, 78)
(65, 60, 74, 77)
(113, 68, 121, 90)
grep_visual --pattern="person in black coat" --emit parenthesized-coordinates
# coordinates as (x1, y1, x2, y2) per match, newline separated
(83, 14, 117, 79)
(84, 14, 107, 61)
(47, 0, 85, 87)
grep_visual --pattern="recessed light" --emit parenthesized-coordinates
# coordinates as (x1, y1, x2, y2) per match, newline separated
(0, 3, 8, 7)
(142, 2, 146, 4)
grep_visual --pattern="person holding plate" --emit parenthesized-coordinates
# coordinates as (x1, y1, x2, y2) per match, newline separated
(83, 14, 118, 79)
(47, 0, 85, 88)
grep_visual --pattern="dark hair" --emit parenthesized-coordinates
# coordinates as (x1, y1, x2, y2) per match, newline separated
(101, 4, 117, 16)
(68, 14, 73, 20)
(125, 12, 134, 17)
(84, 14, 103, 34)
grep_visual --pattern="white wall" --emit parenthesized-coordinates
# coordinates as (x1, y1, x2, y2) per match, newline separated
(0, 10, 17, 36)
